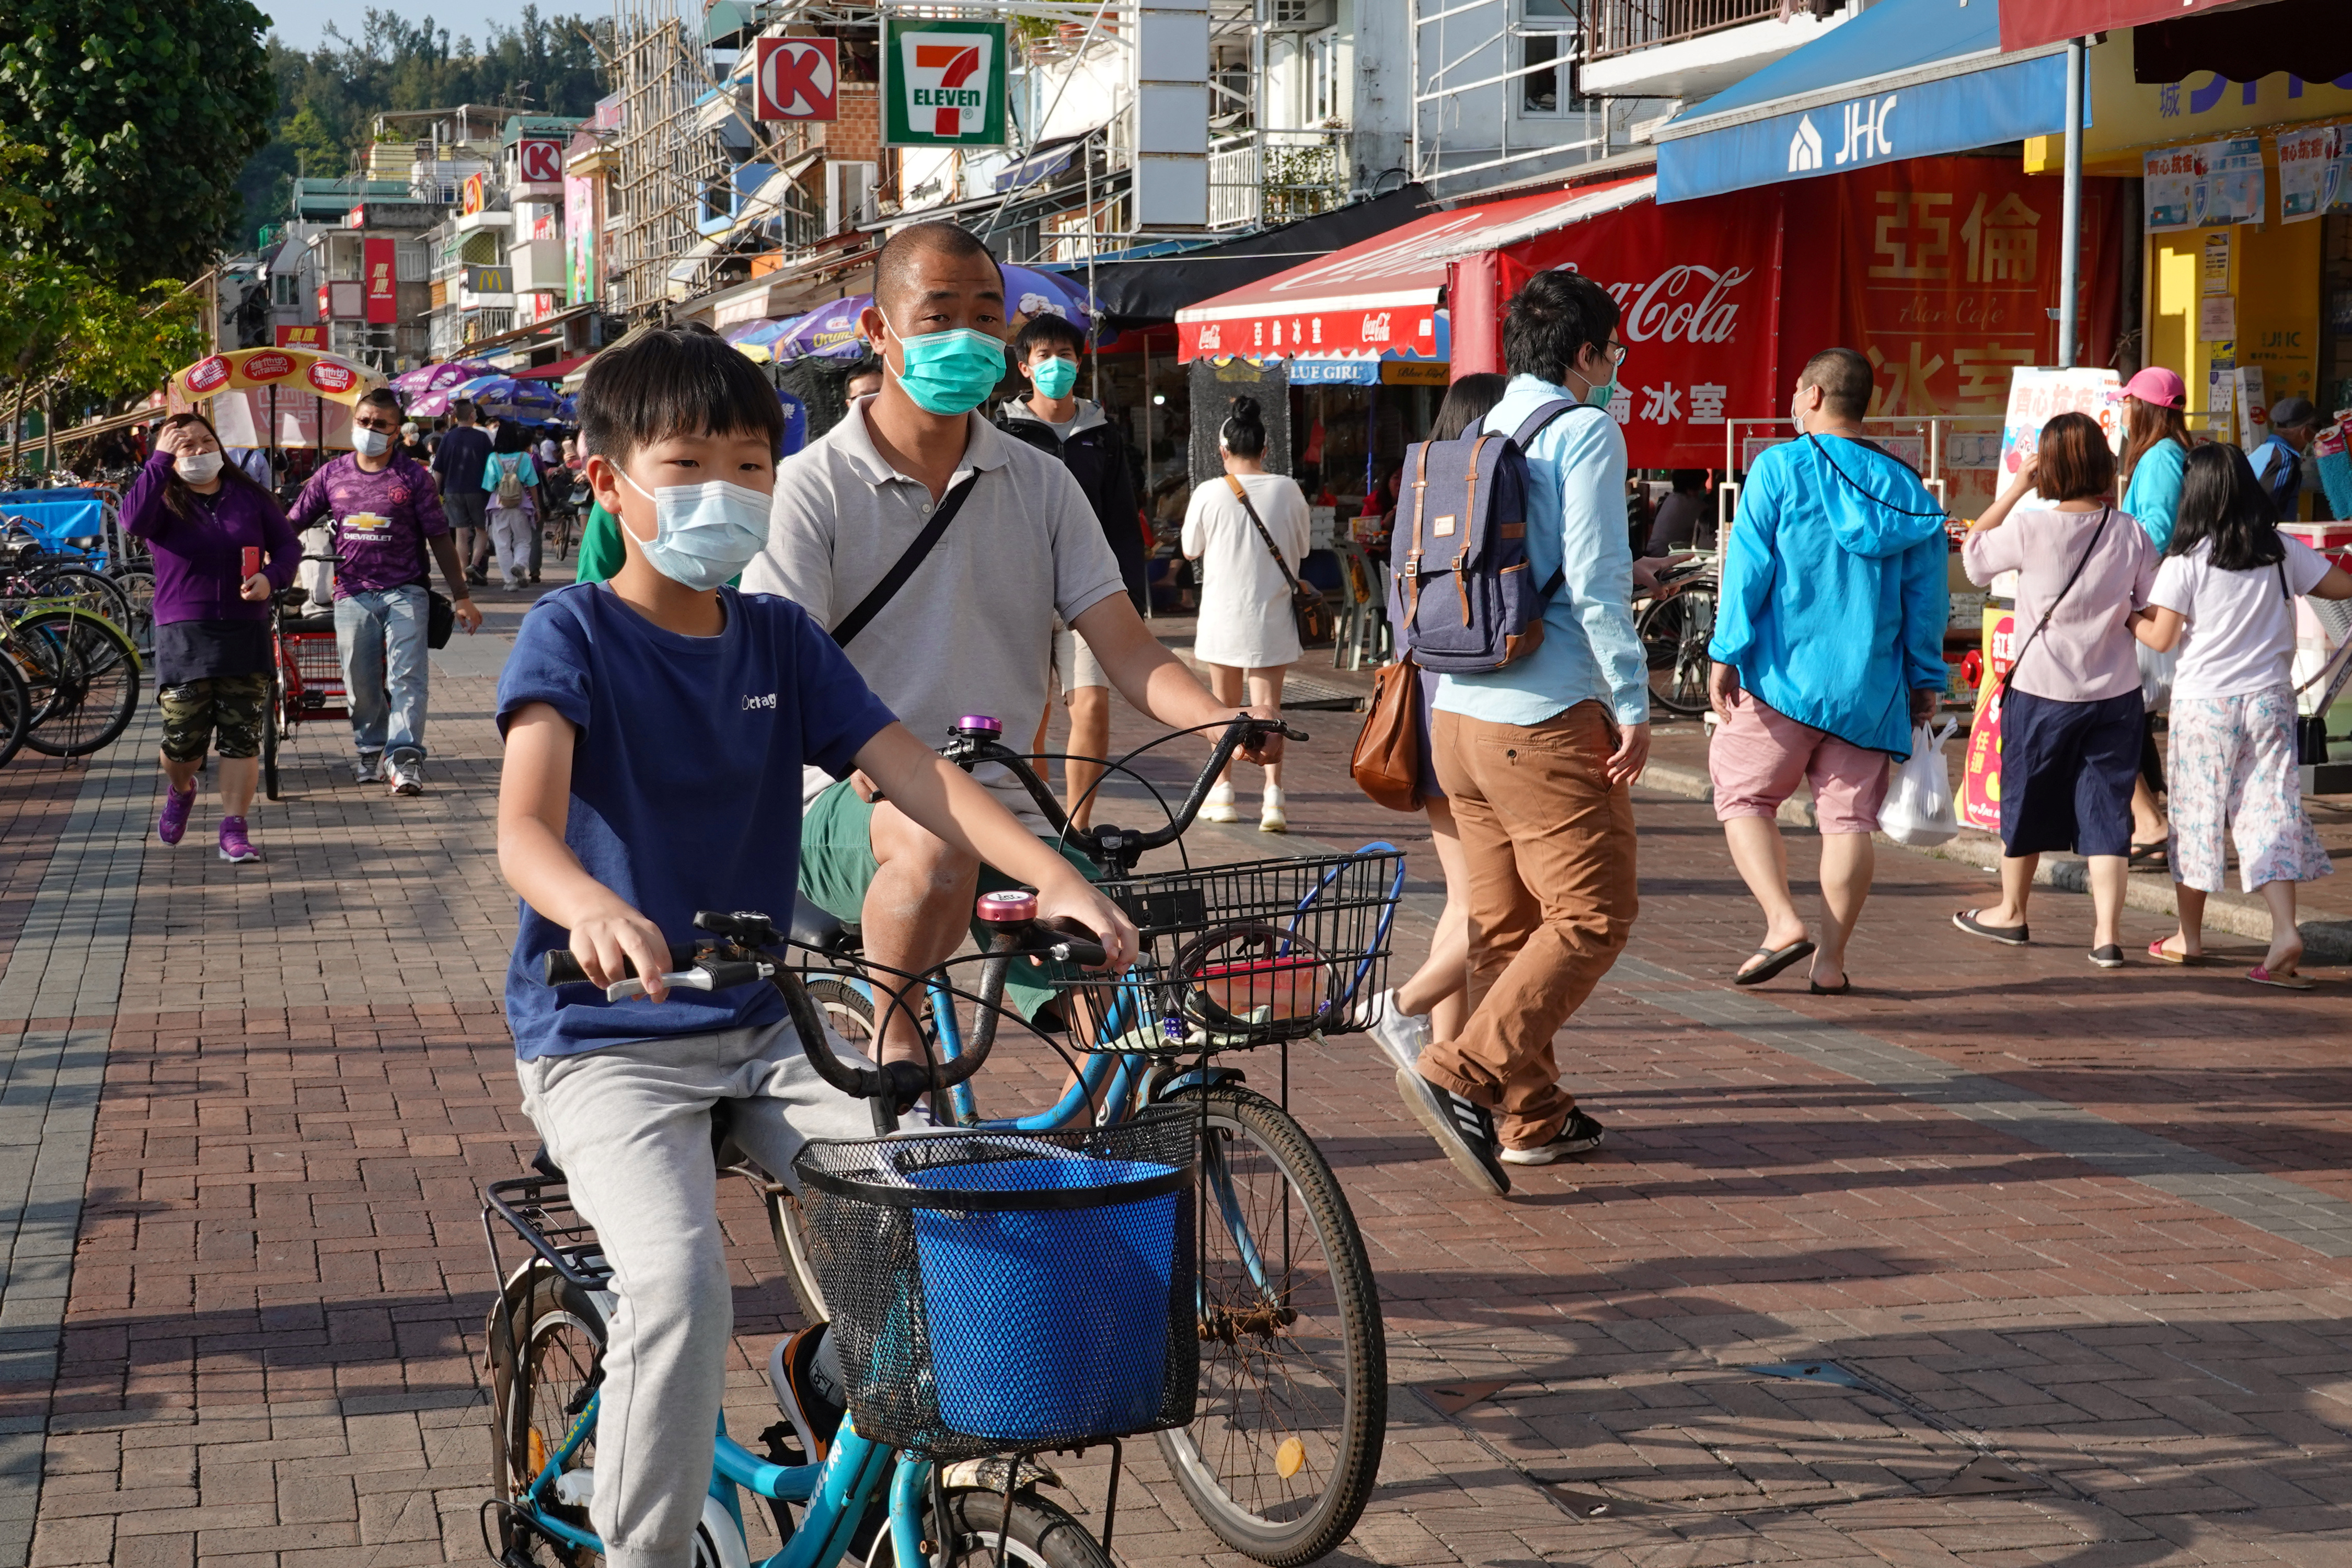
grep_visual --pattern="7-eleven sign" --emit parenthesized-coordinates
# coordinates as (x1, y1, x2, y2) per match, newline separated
(883, 19, 1007, 147)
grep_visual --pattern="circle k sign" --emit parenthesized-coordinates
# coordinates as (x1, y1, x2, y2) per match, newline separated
(756, 37, 838, 121)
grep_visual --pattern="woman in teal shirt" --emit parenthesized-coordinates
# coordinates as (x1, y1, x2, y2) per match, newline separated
(2117, 367, 2196, 863)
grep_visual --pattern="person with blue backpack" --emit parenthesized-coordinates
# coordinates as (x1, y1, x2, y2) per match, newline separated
(1386, 270, 1649, 1198)
(1704, 347, 1951, 996)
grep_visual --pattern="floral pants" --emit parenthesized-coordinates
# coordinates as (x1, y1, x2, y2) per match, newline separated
(2165, 684, 2334, 893)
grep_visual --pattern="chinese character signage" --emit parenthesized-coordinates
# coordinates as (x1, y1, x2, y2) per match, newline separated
(883, 19, 1006, 147)
(274, 325, 325, 349)
(1998, 367, 2124, 502)
(2279, 122, 2351, 224)
(363, 237, 397, 325)
(2145, 138, 2265, 230)
(756, 37, 838, 121)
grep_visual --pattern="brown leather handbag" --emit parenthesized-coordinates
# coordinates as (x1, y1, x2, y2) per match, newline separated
(1350, 656, 1423, 812)
(1226, 475, 1335, 650)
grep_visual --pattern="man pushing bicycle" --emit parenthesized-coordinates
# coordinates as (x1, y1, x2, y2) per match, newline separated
(743, 222, 1278, 1064)
(494, 324, 1133, 1568)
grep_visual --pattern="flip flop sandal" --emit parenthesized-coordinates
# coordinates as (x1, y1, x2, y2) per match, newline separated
(1809, 976, 1851, 996)
(2127, 841, 2170, 870)
(2247, 966, 2315, 991)
(1734, 939, 1815, 986)
(1952, 909, 2030, 946)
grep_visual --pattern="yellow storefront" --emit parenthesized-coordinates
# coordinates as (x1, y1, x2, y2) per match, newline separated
(2027, 37, 2352, 488)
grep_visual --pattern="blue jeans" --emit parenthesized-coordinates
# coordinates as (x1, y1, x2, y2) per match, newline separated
(334, 585, 429, 757)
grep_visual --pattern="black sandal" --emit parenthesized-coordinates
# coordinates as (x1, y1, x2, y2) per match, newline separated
(1809, 976, 1851, 995)
(1734, 939, 1815, 986)
(2127, 841, 2169, 871)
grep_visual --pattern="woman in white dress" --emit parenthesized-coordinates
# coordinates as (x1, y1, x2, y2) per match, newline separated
(1182, 396, 1312, 832)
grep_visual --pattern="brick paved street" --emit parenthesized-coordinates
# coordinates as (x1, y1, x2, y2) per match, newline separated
(4, 590, 2350, 1568)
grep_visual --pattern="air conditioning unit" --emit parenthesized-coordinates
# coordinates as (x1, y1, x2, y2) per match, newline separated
(1268, 0, 1334, 29)
(827, 160, 878, 234)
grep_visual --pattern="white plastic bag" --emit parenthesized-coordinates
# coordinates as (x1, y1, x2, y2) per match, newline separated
(1879, 719, 1959, 847)
(296, 525, 336, 615)
(2137, 639, 2176, 714)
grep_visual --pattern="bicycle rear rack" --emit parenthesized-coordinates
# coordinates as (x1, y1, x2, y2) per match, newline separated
(482, 1171, 614, 1292)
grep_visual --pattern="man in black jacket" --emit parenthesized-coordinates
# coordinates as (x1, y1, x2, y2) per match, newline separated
(996, 313, 1146, 830)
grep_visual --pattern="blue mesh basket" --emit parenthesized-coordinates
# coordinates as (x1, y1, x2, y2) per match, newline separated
(795, 1111, 1199, 1458)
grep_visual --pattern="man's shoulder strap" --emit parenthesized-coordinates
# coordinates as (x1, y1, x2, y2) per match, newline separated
(1508, 397, 1590, 449)
(830, 470, 982, 649)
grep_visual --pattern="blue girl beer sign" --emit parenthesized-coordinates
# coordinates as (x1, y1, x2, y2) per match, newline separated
(884, 19, 1008, 147)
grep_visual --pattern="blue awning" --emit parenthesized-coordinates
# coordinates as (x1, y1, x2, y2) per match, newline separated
(1654, 0, 2077, 205)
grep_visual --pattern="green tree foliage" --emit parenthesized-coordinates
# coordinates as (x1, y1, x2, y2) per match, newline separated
(0, 0, 275, 285)
(1, 253, 204, 460)
(237, 8, 610, 248)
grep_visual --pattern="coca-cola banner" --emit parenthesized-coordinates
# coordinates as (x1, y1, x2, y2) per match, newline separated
(1496, 186, 1783, 468)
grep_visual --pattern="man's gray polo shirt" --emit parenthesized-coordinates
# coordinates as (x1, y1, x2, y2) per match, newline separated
(744, 397, 1127, 814)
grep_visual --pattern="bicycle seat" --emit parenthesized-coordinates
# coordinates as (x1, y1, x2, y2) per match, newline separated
(790, 893, 860, 957)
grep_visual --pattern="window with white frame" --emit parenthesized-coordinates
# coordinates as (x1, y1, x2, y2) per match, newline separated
(1306, 28, 1342, 126)
(396, 241, 428, 282)
(1519, 0, 1581, 117)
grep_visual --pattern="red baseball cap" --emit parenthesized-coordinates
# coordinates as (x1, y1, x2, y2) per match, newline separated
(2122, 367, 2187, 410)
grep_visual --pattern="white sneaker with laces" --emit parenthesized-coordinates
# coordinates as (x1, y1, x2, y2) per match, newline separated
(1203, 781, 1239, 823)
(1365, 989, 1428, 1074)
(1259, 785, 1287, 833)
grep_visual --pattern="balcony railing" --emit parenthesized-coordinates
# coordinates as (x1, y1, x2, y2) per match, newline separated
(1208, 128, 1352, 231)
(1585, 0, 1835, 62)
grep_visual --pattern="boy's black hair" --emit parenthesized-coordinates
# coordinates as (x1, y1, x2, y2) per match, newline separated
(1502, 270, 1619, 387)
(493, 421, 531, 455)
(1013, 312, 1086, 361)
(579, 323, 785, 465)
(2171, 442, 2285, 570)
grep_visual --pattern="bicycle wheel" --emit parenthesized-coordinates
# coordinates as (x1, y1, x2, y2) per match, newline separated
(261, 663, 282, 802)
(111, 567, 156, 656)
(487, 1267, 605, 1567)
(28, 565, 130, 629)
(1638, 584, 1717, 718)
(14, 610, 140, 756)
(870, 1489, 1112, 1568)
(1156, 1085, 1385, 1566)
(0, 655, 30, 767)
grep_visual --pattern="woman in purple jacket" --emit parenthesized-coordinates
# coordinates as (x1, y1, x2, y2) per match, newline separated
(123, 413, 300, 862)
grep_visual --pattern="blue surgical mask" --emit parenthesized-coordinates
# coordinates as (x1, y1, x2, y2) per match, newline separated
(353, 428, 393, 458)
(619, 469, 771, 590)
(883, 310, 1008, 416)
(1030, 355, 1079, 400)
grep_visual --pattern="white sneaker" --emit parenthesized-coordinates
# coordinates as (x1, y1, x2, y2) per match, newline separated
(1259, 786, 1287, 834)
(1203, 782, 1239, 823)
(1365, 990, 1428, 1074)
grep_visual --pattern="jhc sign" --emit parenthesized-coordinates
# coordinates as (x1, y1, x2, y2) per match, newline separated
(883, 19, 1006, 147)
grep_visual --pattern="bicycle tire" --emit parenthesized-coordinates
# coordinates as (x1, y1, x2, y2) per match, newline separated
(27, 564, 130, 630)
(14, 610, 140, 756)
(261, 664, 282, 801)
(0, 655, 30, 767)
(871, 1490, 1113, 1568)
(111, 566, 156, 657)
(1638, 584, 1717, 719)
(1156, 1085, 1385, 1566)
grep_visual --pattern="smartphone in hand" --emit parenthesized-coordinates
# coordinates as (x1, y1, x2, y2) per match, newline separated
(242, 547, 262, 580)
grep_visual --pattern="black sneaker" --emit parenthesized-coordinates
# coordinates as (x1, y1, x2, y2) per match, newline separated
(1394, 1068, 1511, 1196)
(1500, 1107, 1607, 1166)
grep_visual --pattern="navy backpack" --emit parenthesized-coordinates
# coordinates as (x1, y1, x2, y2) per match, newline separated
(1391, 399, 1593, 673)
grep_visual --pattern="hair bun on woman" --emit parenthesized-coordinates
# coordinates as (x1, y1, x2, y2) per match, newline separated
(1220, 395, 1267, 457)
(1229, 395, 1260, 422)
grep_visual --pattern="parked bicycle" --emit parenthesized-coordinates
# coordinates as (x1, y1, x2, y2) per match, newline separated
(0, 598, 142, 759)
(1636, 550, 1719, 719)
(778, 714, 1400, 1566)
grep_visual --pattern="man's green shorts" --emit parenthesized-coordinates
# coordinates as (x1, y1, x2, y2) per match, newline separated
(799, 778, 1101, 1023)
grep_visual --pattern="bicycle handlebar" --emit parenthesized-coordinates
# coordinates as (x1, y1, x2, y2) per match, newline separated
(947, 713, 1306, 873)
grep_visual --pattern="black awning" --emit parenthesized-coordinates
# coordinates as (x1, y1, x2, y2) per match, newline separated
(1075, 185, 1437, 330)
(2133, 0, 2351, 85)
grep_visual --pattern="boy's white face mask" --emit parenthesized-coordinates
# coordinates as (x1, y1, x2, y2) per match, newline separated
(618, 469, 771, 591)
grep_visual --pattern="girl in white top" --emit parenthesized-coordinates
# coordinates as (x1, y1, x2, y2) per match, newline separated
(2132, 443, 2352, 987)
(1182, 396, 1312, 831)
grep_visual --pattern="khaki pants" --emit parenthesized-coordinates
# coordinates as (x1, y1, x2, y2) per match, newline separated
(1426, 702, 1638, 1148)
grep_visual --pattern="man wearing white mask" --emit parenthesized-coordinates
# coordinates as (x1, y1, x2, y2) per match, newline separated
(746, 222, 1275, 1065)
(290, 387, 481, 795)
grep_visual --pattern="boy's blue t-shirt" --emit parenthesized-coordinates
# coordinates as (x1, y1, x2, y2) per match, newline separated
(497, 582, 896, 1061)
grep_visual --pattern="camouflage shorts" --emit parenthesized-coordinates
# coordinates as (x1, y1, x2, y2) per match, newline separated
(158, 674, 271, 763)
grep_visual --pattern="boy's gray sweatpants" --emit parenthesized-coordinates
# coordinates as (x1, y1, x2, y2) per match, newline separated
(517, 1019, 873, 1568)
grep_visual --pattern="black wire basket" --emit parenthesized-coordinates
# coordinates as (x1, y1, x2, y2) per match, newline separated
(793, 1111, 1198, 1459)
(1028, 848, 1403, 1052)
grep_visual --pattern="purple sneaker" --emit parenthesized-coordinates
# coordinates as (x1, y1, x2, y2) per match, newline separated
(157, 782, 197, 845)
(218, 816, 261, 864)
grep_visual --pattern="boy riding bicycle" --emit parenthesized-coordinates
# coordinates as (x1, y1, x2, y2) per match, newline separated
(494, 326, 1135, 1568)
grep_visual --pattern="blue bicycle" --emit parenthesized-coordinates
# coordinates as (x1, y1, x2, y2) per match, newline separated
(484, 909, 1186, 1568)
(779, 716, 1404, 1566)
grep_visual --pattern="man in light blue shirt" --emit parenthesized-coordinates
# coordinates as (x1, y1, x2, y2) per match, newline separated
(1394, 270, 1648, 1200)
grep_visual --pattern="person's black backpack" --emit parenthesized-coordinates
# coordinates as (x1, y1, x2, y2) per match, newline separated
(1391, 400, 1598, 672)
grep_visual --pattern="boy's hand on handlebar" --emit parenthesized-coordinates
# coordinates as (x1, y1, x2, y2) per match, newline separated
(1034, 870, 1138, 973)
(568, 898, 675, 1002)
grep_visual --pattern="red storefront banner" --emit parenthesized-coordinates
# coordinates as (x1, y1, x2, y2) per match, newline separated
(1495, 185, 1784, 467)
(1777, 156, 2123, 428)
(274, 325, 326, 349)
(1997, 0, 2235, 52)
(363, 237, 397, 325)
